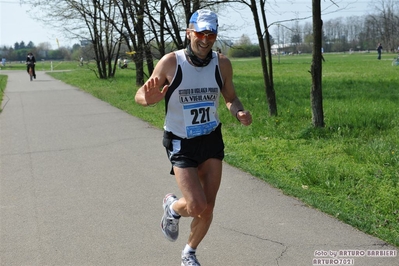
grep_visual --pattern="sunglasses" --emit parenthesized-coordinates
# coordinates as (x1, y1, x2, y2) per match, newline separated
(189, 30, 217, 41)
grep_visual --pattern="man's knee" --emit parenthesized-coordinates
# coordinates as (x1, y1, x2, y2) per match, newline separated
(187, 200, 208, 217)
(187, 200, 215, 217)
(201, 203, 215, 219)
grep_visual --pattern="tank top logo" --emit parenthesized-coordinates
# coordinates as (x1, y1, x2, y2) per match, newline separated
(179, 87, 218, 103)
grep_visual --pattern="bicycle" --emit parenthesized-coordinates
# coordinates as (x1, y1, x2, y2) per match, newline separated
(392, 55, 399, 66)
(27, 62, 34, 81)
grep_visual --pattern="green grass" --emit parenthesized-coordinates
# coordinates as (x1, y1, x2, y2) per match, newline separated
(224, 54, 399, 246)
(0, 75, 7, 112)
(10, 52, 399, 246)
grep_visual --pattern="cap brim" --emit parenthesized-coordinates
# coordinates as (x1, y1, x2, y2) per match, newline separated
(194, 23, 217, 34)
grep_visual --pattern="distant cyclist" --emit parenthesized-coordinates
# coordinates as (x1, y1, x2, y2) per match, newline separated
(26, 52, 37, 79)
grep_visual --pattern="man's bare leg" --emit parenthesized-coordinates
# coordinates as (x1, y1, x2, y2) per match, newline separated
(172, 158, 222, 248)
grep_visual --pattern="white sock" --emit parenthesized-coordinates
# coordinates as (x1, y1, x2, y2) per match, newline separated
(169, 201, 181, 218)
(183, 244, 196, 254)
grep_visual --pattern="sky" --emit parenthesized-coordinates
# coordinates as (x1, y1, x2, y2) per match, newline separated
(0, 0, 375, 49)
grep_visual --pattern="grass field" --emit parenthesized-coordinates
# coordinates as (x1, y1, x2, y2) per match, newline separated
(1, 52, 398, 246)
(0, 75, 7, 107)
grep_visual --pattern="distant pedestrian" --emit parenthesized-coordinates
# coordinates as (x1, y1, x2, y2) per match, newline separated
(377, 43, 382, 60)
(26, 52, 36, 79)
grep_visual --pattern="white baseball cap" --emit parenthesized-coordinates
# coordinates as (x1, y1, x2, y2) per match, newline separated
(189, 10, 218, 34)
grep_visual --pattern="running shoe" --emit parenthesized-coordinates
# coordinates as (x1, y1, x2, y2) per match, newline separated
(181, 251, 201, 266)
(161, 193, 179, 241)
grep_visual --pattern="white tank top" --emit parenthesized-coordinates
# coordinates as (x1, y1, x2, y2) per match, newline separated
(164, 49, 223, 139)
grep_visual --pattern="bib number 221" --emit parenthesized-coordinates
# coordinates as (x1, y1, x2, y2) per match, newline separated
(191, 107, 210, 124)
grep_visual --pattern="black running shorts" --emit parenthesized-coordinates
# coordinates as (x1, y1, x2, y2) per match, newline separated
(163, 124, 225, 175)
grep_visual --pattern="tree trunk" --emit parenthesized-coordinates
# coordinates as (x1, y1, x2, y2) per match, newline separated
(250, 0, 277, 116)
(310, 0, 325, 127)
(260, 0, 277, 116)
(134, 0, 146, 86)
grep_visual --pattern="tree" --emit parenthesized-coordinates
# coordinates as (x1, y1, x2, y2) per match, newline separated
(123, 0, 229, 84)
(310, 0, 324, 127)
(291, 33, 301, 44)
(26, 41, 35, 49)
(236, 34, 252, 45)
(290, 21, 302, 48)
(25, 0, 122, 79)
(23, 0, 240, 85)
(369, 0, 399, 51)
(19, 41, 26, 49)
(232, 0, 277, 116)
(82, 0, 122, 78)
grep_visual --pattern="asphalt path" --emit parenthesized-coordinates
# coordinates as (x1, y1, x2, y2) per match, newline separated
(1, 70, 397, 266)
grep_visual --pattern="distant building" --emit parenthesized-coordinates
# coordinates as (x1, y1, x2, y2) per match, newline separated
(271, 43, 295, 54)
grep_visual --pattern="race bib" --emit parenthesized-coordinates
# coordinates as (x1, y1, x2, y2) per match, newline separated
(183, 102, 218, 138)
